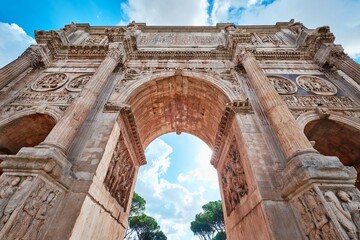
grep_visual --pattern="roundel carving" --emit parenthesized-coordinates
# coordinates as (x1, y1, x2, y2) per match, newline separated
(296, 75, 337, 95)
(66, 74, 92, 92)
(31, 73, 68, 92)
(268, 75, 297, 94)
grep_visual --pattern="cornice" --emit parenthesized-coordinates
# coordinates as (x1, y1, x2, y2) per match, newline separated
(33, 22, 335, 62)
(119, 106, 146, 166)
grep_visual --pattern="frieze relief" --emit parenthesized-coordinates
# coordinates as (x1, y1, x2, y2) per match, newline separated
(283, 95, 356, 108)
(268, 75, 297, 94)
(292, 188, 338, 239)
(13, 91, 74, 105)
(104, 134, 135, 210)
(296, 75, 337, 96)
(31, 73, 68, 92)
(81, 36, 107, 45)
(221, 141, 248, 216)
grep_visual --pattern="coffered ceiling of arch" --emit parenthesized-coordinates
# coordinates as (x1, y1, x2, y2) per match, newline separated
(127, 75, 230, 148)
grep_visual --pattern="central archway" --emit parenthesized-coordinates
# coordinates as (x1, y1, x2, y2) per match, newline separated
(125, 74, 232, 149)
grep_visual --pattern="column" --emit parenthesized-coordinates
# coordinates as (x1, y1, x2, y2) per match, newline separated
(0, 46, 42, 90)
(236, 47, 315, 160)
(41, 42, 125, 154)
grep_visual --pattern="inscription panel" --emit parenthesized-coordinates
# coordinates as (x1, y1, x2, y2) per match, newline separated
(137, 32, 226, 47)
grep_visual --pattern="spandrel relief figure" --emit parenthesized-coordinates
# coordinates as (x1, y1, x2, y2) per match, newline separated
(324, 191, 358, 239)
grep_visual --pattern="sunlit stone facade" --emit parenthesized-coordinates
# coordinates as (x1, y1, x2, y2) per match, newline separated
(0, 20, 359, 239)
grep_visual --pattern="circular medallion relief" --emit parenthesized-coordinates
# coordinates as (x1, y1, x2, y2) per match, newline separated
(296, 75, 337, 95)
(65, 74, 92, 92)
(268, 75, 297, 94)
(31, 73, 68, 92)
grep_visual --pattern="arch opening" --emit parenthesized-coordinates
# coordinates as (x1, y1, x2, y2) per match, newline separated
(133, 132, 222, 239)
(0, 113, 56, 155)
(304, 119, 360, 188)
(126, 75, 231, 149)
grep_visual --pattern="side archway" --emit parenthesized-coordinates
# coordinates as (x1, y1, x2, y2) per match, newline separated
(0, 113, 57, 155)
(298, 112, 360, 188)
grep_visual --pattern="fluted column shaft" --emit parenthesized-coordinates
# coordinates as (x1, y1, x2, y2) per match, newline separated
(42, 42, 125, 153)
(237, 48, 315, 160)
(337, 57, 360, 85)
(314, 43, 360, 85)
(0, 47, 42, 90)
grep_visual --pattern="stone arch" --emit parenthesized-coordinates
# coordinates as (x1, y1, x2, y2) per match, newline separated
(123, 72, 236, 148)
(119, 70, 241, 104)
(298, 111, 360, 188)
(0, 113, 57, 155)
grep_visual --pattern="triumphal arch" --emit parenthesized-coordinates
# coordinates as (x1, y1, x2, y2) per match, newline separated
(0, 20, 359, 239)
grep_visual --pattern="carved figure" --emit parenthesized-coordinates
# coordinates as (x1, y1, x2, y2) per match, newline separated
(288, 19, 304, 36)
(6, 182, 59, 240)
(221, 143, 248, 216)
(0, 177, 21, 219)
(294, 189, 338, 240)
(337, 191, 360, 237)
(104, 134, 135, 209)
(324, 191, 358, 239)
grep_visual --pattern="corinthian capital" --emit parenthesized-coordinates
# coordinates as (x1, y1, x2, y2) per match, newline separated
(21, 48, 42, 67)
(107, 42, 126, 63)
(21, 45, 51, 68)
(233, 46, 255, 64)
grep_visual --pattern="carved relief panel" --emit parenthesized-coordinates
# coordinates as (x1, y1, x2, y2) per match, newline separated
(9, 72, 94, 106)
(268, 75, 297, 94)
(296, 75, 337, 96)
(65, 74, 92, 92)
(31, 73, 68, 92)
(292, 186, 360, 240)
(221, 140, 248, 216)
(292, 188, 338, 240)
(0, 175, 63, 239)
(322, 188, 360, 239)
(104, 133, 135, 210)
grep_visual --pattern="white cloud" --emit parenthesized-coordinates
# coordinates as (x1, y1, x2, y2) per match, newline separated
(121, 0, 209, 25)
(177, 143, 219, 189)
(209, 0, 360, 57)
(137, 138, 215, 240)
(0, 22, 36, 68)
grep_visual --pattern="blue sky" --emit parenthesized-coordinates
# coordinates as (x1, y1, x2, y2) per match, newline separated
(1, 0, 360, 239)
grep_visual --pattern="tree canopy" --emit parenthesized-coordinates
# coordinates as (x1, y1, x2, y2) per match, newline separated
(125, 192, 167, 240)
(190, 200, 226, 240)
